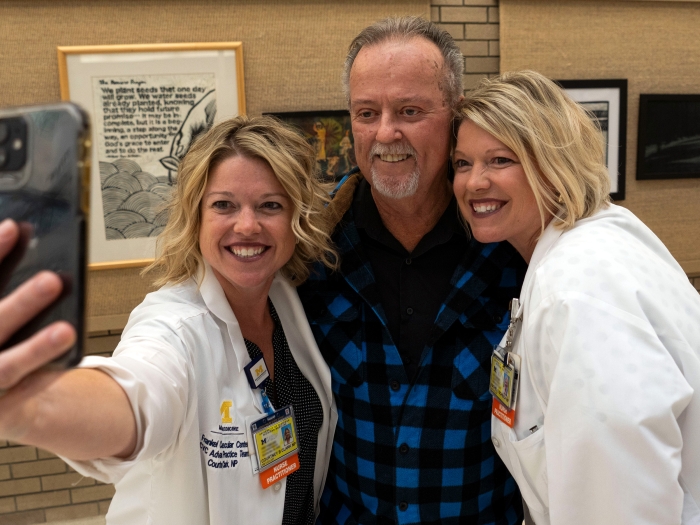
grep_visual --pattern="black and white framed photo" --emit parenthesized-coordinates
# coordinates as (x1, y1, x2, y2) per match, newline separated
(558, 79, 627, 201)
(636, 94, 700, 180)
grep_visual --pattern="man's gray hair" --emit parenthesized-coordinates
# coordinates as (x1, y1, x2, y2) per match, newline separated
(342, 16, 464, 107)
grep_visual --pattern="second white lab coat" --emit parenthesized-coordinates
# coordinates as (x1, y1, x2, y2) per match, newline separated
(492, 204, 700, 525)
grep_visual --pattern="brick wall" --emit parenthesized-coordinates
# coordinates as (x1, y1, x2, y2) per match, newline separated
(691, 275, 700, 294)
(430, 0, 501, 91)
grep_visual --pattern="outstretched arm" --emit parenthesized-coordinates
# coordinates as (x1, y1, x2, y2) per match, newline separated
(0, 219, 136, 460)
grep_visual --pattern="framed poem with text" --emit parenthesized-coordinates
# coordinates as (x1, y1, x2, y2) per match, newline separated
(58, 43, 245, 269)
(637, 94, 700, 180)
(558, 79, 627, 201)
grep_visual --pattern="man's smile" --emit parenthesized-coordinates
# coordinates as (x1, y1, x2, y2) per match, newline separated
(377, 153, 410, 162)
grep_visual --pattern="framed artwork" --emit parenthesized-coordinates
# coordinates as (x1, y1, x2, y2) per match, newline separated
(558, 79, 627, 201)
(636, 94, 700, 180)
(58, 43, 245, 269)
(265, 110, 356, 181)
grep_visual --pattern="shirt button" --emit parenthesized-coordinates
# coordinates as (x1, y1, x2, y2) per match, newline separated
(405, 258, 412, 265)
(492, 436, 501, 448)
(399, 443, 409, 454)
(406, 307, 414, 315)
(390, 380, 400, 391)
(273, 482, 282, 491)
(494, 314, 503, 324)
(399, 501, 408, 512)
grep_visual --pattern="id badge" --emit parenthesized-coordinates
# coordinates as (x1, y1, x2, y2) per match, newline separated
(490, 348, 521, 428)
(250, 405, 300, 488)
(490, 348, 517, 408)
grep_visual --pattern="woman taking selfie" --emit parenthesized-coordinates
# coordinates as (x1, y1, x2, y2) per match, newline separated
(452, 71, 700, 524)
(0, 115, 338, 524)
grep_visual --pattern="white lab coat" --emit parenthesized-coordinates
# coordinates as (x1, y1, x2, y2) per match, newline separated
(64, 266, 337, 525)
(491, 204, 700, 525)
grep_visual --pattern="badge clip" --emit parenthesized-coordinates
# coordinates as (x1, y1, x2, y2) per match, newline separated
(244, 355, 270, 390)
(490, 297, 523, 427)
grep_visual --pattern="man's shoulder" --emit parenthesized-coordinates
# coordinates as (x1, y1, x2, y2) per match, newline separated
(457, 239, 526, 279)
(326, 169, 363, 235)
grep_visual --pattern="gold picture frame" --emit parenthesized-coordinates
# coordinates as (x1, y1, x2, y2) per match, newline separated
(58, 43, 246, 270)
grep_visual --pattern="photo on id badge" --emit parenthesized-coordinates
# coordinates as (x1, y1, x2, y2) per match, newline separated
(281, 424, 293, 446)
(490, 351, 516, 408)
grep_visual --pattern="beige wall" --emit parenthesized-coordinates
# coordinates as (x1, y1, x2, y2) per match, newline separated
(500, 0, 700, 275)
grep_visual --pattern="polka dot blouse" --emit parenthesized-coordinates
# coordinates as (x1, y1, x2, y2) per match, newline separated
(244, 301, 323, 525)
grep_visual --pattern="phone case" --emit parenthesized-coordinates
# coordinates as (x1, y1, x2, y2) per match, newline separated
(0, 102, 90, 368)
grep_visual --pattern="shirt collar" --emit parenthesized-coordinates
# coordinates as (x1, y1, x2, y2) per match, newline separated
(197, 263, 293, 374)
(528, 220, 564, 269)
(353, 177, 465, 256)
(522, 219, 565, 297)
(198, 262, 239, 325)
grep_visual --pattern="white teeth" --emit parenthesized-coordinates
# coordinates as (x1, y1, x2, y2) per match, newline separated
(473, 203, 503, 213)
(231, 246, 265, 257)
(379, 154, 409, 162)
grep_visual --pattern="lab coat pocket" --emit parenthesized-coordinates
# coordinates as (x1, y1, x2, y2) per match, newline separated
(507, 426, 549, 516)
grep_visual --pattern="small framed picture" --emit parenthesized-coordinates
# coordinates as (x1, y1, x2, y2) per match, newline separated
(558, 79, 627, 201)
(265, 110, 356, 181)
(636, 94, 700, 180)
(58, 43, 245, 269)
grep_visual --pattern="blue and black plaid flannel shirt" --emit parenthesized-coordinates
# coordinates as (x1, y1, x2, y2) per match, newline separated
(298, 173, 526, 525)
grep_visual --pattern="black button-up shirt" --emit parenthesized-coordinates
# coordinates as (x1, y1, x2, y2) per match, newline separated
(353, 178, 469, 381)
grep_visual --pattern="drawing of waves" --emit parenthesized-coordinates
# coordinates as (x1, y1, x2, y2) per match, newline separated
(99, 159, 172, 240)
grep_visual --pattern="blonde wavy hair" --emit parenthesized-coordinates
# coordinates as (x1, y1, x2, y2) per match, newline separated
(457, 70, 611, 232)
(144, 115, 338, 287)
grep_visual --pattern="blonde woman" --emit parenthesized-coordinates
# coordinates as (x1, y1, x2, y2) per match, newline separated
(0, 116, 338, 525)
(452, 71, 700, 524)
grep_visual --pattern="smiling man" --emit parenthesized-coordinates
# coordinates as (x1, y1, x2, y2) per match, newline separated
(298, 17, 527, 525)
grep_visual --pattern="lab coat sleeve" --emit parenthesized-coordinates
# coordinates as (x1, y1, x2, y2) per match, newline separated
(62, 315, 193, 484)
(527, 290, 693, 525)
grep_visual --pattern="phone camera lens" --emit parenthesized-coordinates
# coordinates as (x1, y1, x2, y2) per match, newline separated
(0, 118, 26, 173)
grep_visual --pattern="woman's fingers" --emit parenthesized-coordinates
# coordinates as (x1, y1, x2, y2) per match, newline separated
(0, 271, 64, 344)
(0, 321, 75, 391)
(0, 219, 76, 391)
(0, 219, 19, 261)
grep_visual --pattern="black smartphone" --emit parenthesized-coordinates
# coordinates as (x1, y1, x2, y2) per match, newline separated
(0, 102, 90, 368)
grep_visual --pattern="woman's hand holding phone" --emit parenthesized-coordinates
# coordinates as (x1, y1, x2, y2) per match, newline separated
(0, 219, 136, 457)
(0, 219, 75, 405)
